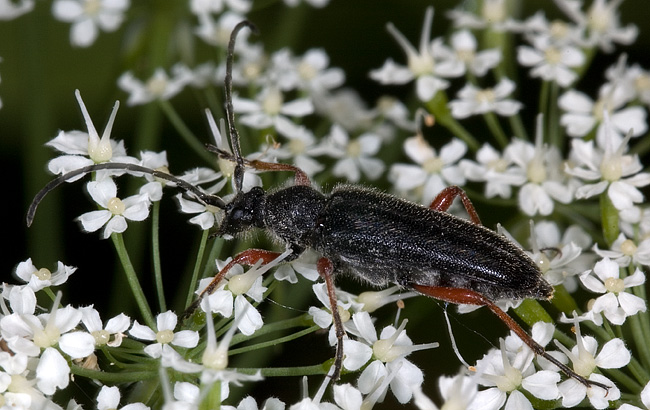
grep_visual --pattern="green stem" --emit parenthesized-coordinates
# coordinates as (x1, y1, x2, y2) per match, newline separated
(229, 325, 321, 356)
(630, 275, 650, 371)
(229, 314, 313, 346)
(600, 191, 619, 245)
(236, 363, 330, 377)
(426, 91, 480, 151)
(71, 365, 157, 383)
(111, 233, 156, 329)
(185, 230, 211, 309)
(152, 201, 166, 312)
(483, 111, 509, 148)
(200, 381, 221, 410)
(548, 81, 561, 148)
(158, 99, 215, 165)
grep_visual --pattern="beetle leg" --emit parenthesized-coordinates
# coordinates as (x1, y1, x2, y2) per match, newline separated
(411, 284, 610, 391)
(248, 160, 311, 187)
(317, 257, 345, 380)
(184, 249, 283, 317)
(429, 186, 482, 225)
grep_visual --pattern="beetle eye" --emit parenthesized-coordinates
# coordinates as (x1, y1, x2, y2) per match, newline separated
(232, 208, 244, 220)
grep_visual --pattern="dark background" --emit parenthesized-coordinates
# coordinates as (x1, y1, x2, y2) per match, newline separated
(1, 0, 649, 407)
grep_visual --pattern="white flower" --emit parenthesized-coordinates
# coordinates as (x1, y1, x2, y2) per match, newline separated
(517, 34, 585, 87)
(353, 311, 437, 404)
(528, 221, 593, 289)
(118, 64, 193, 106)
(559, 85, 646, 147)
(272, 249, 320, 284)
(77, 178, 150, 239)
(504, 119, 573, 216)
(199, 307, 263, 387)
(233, 86, 313, 130)
(445, 29, 501, 76)
(470, 322, 561, 410)
(46, 90, 134, 178)
(14, 259, 76, 291)
(370, 7, 464, 102)
(390, 136, 466, 206)
(0, 0, 33, 19)
(449, 78, 522, 118)
(579, 257, 646, 325)
(269, 48, 345, 94)
(554, 0, 638, 52)
(79, 306, 130, 347)
(97, 385, 149, 410)
(52, 0, 130, 47)
(267, 120, 326, 177)
(565, 118, 650, 211)
(437, 373, 478, 409)
(460, 143, 526, 199)
(555, 317, 626, 408)
(0, 292, 94, 395)
(201, 250, 291, 336)
(447, 0, 520, 31)
(190, 0, 251, 15)
(594, 233, 650, 267)
(129, 311, 199, 358)
(321, 124, 385, 182)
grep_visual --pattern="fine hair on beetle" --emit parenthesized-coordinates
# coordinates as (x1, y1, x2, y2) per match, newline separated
(27, 20, 610, 392)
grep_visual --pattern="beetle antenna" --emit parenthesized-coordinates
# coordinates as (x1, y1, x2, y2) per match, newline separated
(26, 162, 226, 227)
(224, 20, 258, 193)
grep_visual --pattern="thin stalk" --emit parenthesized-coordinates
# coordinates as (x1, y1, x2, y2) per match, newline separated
(185, 229, 211, 309)
(111, 233, 156, 329)
(228, 325, 321, 356)
(152, 201, 166, 312)
(158, 99, 215, 165)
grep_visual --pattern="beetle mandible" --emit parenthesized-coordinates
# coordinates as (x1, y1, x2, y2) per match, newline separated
(26, 20, 608, 392)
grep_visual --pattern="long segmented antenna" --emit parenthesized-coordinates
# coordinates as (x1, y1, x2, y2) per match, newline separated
(26, 162, 226, 227)
(224, 20, 258, 193)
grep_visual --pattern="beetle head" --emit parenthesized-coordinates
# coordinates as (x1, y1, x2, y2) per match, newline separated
(216, 186, 266, 236)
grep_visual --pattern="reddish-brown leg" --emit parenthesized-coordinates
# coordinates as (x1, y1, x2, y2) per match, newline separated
(248, 159, 311, 186)
(184, 249, 283, 317)
(317, 257, 345, 380)
(429, 186, 482, 225)
(411, 284, 609, 390)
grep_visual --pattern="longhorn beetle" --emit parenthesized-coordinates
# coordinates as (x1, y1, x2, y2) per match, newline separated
(27, 20, 608, 391)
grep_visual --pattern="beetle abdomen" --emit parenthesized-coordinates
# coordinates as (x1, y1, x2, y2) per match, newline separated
(315, 185, 552, 302)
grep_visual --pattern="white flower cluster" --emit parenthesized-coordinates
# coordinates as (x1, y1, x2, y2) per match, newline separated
(4, 0, 650, 409)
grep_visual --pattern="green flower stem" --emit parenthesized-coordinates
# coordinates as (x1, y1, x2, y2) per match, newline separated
(185, 229, 211, 309)
(71, 365, 157, 383)
(508, 112, 529, 141)
(426, 92, 480, 151)
(228, 324, 321, 356)
(111, 233, 156, 330)
(152, 201, 166, 312)
(230, 314, 313, 347)
(603, 367, 644, 393)
(482, 111, 509, 148)
(236, 364, 330, 377)
(158, 99, 215, 165)
(600, 191, 619, 245)
(200, 381, 221, 410)
(548, 82, 561, 148)
(538, 80, 550, 138)
(513, 299, 553, 325)
(628, 312, 650, 374)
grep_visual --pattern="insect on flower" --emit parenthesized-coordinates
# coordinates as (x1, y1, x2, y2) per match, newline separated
(26, 20, 609, 391)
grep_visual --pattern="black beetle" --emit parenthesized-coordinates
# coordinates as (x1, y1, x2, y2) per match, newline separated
(26, 20, 607, 391)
